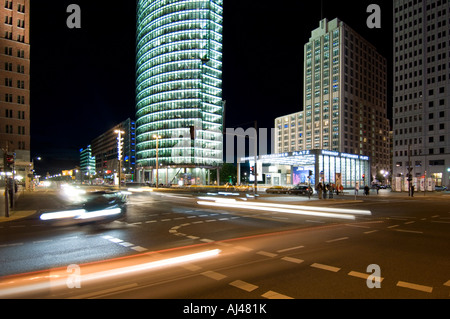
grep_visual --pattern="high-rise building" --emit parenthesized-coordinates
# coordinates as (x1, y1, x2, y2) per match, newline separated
(392, 0, 450, 190)
(275, 18, 390, 178)
(135, 0, 224, 185)
(91, 119, 136, 184)
(0, 0, 31, 183)
(79, 145, 96, 180)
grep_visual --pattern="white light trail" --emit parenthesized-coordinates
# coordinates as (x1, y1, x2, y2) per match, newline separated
(196, 199, 372, 220)
(0, 249, 221, 298)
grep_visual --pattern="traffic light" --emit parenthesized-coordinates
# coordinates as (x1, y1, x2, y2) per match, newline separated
(362, 174, 365, 181)
(5, 154, 14, 171)
(250, 166, 255, 175)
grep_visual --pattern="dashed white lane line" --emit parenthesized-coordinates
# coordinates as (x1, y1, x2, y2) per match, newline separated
(119, 242, 134, 247)
(364, 230, 378, 234)
(281, 257, 304, 264)
(262, 290, 293, 299)
(229, 280, 258, 292)
(131, 246, 148, 252)
(234, 246, 254, 252)
(387, 225, 399, 229)
(201, 271, 227, 281)
(109, 238, 123, 243)
(277, 245, 304, 253)
(348, 271, 384, 283)
(396, 281, 433, 293)
(310, 263, 341, 273)
(394, 229, 423, 234)
(257, 251, 278, 258)
(325, 237, 349, 243)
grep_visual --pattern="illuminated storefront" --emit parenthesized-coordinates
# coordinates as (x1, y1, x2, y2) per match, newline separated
(135, 0, 224, 184)
(240, 149, 371, 189)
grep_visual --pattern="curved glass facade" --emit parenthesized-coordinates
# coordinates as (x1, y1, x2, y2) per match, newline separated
(136, 0, 224, 170)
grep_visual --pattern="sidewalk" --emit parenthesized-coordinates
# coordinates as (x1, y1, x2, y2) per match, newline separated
(0, 188, 62, 223)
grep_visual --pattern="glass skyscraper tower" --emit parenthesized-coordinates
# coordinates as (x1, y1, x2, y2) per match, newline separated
(136, 0, 224, 185)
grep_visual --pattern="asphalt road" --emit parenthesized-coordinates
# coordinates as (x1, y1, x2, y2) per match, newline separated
(0, 188, 449, 300)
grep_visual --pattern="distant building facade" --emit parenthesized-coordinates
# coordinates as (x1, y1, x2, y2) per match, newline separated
(0, 0, 31, 185)
(91, 119, 136, 183)
(392, 0, 450, 190)
(275, 18, 390, 182)
(79, 145, 95, 181)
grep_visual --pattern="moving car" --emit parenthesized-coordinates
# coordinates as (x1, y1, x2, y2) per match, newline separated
(288, 185, 314, 196)
(435, 185, 448, 191)
(265, 186, 289, 194)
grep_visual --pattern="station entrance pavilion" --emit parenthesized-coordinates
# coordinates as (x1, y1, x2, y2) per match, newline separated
(239, 149, 371, 189)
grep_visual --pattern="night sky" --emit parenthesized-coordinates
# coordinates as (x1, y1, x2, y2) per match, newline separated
(30, 1, 393, 175)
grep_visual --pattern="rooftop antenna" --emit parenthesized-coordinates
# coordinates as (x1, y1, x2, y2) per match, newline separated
(320, 0, 324, 20)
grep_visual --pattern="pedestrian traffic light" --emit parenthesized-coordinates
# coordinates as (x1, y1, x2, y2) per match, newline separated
(250, 166, 255, 175)
(362, 174, 365, 180)
(5, 154, 14, 171)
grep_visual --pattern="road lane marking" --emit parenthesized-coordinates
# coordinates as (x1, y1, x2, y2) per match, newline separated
(345, 224, 370, 229)
(443, 280, 450, 287)
(32, 240, 52, 244)
(182, 264, 202, 272)
(404, 221, 415, 225)
(281, 257, 304, 264)
(277, 245, 304, 253)
(396, 281, 433, 293)
(348, 271, 384, 283)
(310, 263, 341, 272)
(257, 251, 278, 258)
(109, 238, 123, 243)
(234, 246, 253, 252)
(262, 290, 293, 299)
(395, 229, 423, 234)
(119, 242, 134, 247)
(201, 271, 227, 281)
(200, 238, 215, 243)
(131, 246, 148, 252)
(230, 280, 258, 292)
(364, 230, 379, 234)
(387, 225, 399, 229)
(325, 237, 349, 243)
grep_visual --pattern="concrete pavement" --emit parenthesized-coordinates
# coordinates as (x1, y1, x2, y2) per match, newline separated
(0, 187, 62, 223)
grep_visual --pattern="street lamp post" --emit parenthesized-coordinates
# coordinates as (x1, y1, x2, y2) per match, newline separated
(153, 134, 161, 188)
(114, 130, 125, 189)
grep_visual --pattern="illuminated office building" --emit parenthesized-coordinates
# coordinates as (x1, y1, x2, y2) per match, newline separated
(0, 0, 31, 186)
(275, 18, 390, 180)
(135, 0, 224, 185)
(392, 0, 450, 190)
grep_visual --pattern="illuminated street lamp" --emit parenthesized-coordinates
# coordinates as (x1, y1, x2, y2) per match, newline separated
(153, 134, 161, 188)
(115, 130, 125, 189)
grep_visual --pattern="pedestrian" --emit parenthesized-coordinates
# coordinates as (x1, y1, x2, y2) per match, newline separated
(411, 184, 415, 197)
(364, 185, 370, 196)
(323, 183, 328, 199)
(317, 183, 323, 199)
(355, 182, 359, 196)
(329, 184, 334, 198)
